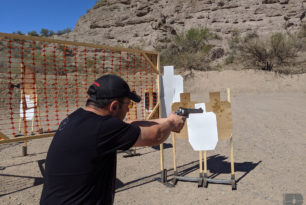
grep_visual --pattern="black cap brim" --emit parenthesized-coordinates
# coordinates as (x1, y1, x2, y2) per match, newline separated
(128, 92, 141, 103)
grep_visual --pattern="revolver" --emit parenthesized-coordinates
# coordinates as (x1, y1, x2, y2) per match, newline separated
(175, 107, 203, 118)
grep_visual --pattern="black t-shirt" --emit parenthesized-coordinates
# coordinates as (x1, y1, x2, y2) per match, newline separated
(40, 108, 140, 205)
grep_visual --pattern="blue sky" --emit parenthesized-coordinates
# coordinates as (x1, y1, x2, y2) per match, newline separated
(0, 0, 97, 34)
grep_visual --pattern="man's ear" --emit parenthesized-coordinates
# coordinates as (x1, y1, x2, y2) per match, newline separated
(109, 100, 120, 112)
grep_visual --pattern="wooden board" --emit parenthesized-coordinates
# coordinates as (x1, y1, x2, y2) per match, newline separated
(0, 132, 9, 140)
(127, 101, 138, 120)
(205, 92, 232, 139)
(21, 63, 38, 108)
(0, 133, 55, 145)
(171, 93, 197, 139)
(147, 102, 160, 120)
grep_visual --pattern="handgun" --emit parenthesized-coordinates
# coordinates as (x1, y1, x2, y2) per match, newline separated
(175, 107, 203, 118)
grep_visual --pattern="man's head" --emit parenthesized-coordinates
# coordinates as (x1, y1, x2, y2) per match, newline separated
(86, 74, 141, 120)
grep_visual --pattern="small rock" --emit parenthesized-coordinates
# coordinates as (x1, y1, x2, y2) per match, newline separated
(136, 7, 150, 17)
(262, 0, 279, 4)
(298, 11, 306, 20)
(284, 21, 294, 28)
(279, 0, 289, 4)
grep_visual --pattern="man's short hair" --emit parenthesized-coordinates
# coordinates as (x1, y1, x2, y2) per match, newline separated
(85, 97, 124, 109)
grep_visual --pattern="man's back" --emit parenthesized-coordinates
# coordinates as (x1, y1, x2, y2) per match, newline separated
(40, 108, 140, 205)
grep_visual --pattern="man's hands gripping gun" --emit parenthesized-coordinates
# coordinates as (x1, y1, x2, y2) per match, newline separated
(175, 107, 203, 118)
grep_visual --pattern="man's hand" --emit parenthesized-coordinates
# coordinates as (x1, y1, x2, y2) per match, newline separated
(168, 112, 186, 133)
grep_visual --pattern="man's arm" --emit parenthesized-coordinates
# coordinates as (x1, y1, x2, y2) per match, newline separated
(130, 113, 185, 147)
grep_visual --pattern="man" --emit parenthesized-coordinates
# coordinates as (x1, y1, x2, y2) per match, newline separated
(40, 74, 186, 205)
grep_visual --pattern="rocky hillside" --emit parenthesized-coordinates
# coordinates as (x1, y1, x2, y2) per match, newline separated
(56, 0, 306, 52)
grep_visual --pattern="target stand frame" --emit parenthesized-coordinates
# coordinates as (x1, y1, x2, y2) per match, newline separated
(201, 148, 236, 190)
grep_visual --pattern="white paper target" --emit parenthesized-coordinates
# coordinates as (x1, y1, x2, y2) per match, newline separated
(187, 103, 218, 151)
(20, 95, 35, 121)
(173, 75, 183, 103)
(161, 66, 183, 117)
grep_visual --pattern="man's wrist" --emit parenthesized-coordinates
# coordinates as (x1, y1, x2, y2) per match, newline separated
(167, 117, 175, 129)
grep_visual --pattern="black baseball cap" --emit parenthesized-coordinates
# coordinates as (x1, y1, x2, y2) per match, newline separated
(87, 74, 141, 103)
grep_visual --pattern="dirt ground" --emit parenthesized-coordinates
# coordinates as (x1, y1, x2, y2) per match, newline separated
(0, 70, 305, 205)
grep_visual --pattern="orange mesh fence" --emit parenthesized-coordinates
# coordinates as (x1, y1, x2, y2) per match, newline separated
(0, 33, 159, 139)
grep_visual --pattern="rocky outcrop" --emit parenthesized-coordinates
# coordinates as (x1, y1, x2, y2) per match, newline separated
(56, 0, 306, 51)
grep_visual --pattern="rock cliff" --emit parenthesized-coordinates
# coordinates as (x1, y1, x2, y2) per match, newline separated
(57, 0, 306, 51)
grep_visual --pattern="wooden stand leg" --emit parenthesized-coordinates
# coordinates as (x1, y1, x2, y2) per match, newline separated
(160, 143, 166, 183)
(18, 117, 22, 134)
(230, 135, 235, 175)
(23, 118, 27, 156)
(31, 116, 35, 135)
(23, 141, 27, 156)
(37, 107, 43, 133)
(203, 151, 208, 188)
(230, 135, 236, 189)
(172, 132, 178, 185)
(172, 133, 177, 172)
(199, 151, 203, 174)
(15, 117, 24, 137)
(227, 88, 236, 189)
(198, 151, 204, 187)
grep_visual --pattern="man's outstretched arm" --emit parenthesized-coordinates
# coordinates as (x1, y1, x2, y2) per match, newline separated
(130, 113, 185, 147)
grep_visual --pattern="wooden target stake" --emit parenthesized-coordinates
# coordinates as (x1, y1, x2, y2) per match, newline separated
(227, 88, 235, 176)
(203, 151, 207, 174)
(172, 132, 177, 172)
(199, 151, 203, 173)
(19, 63, 41, 156)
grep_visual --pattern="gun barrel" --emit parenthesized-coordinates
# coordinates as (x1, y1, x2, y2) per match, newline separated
(176, 107, 203, 116)
(186, 108, 203, 113)
(180, 107, 203, 113)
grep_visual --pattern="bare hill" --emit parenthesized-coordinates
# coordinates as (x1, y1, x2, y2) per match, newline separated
(57, 0, 306, 51)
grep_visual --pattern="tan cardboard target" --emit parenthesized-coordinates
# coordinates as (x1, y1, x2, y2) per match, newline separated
(171, 93, 197, 139)
(205, 92, 232, 139)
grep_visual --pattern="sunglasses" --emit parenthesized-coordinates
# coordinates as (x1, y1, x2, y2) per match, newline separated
(119, 100, 134, 109)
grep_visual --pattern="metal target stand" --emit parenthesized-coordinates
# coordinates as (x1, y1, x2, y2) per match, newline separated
(170, 131, 204, 188)
(201, 147, 236, 190)
(199, 89, 236, 190)
(159, 89, 236, 190)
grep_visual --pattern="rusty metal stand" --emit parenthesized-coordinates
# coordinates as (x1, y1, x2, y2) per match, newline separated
(171, 171, 203, 187)
(202, 137, 237, 190)
(157, 143, 174, 187)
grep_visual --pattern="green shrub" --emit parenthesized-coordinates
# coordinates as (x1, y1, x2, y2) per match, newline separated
(161, 28, 214, 72)
(237, 32, 300, 72)
(228, 29, 241, 54)
(270, 33, 299, 63)
(225, 55, 235, 64)
(298, 24, 306, 38)
(241, 37, 273, 70)
(174, 28, 211, 53)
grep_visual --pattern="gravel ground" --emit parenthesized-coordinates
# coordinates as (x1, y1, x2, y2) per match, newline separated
(0, 70, 306, 205)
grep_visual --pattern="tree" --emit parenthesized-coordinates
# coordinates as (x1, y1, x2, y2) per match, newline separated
(13, 31, 24, 35)
(27, 30, 39, 36)
(40, 28, 49, 36)
(40, 28, 55, 37)
(56, 28, 72, 35)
